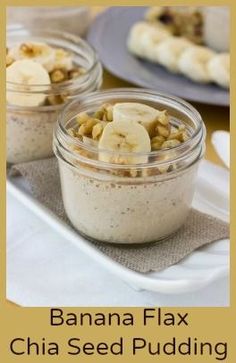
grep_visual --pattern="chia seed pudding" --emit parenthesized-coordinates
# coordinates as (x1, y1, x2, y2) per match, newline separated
(6, 27, 103, 164)
(7, 108, 58, 163)
(54, 89, 205, 244)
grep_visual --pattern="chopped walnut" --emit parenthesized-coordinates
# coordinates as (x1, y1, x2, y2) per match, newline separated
(6, 42, 87, 108)
(93, 110, 104, 120)
(103, 104, 114, 121)
(92, 121, 108, 140)
(168, 129, 189, 142)
(67, 104, 191, 177)
(19, 42, 45, 57)
(78, 118, 99, 136)
(156, 110, 169, 125)
(93, 103, 114, 122)
(156, 124, 170, 138)
(50, 68, 68, 83)
(161, 139, 181, 149)
(76, 112, 90, 125)
(151, 135, 165, 150)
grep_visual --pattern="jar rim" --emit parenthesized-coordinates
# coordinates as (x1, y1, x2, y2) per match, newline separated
(8, 6, 89, 15)
(55, 88, 205, 168)
(6, 26, 99, 90)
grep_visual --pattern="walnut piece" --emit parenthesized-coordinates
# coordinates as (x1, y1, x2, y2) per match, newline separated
(92, 122, 108, 140)
(50, 69, 68, 83)
(78, 118, 99, 136)
(151, 135, 165, 150)
(93, 103, 114, 121)
(67, 104, 191, 177)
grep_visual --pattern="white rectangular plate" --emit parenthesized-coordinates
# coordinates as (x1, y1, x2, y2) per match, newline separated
(7, 159, 229, 294)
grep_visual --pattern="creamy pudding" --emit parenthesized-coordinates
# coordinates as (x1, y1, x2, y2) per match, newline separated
(7, 27, 102, 164)
(54, 89, 205, 244)
(59, 160, 198, 244)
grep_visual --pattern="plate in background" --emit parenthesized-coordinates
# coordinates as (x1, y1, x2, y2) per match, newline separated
(87, 6, 229, 106)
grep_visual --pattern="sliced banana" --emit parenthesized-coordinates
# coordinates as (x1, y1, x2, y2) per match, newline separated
(207, 53, 230, 89)
(127, 22, 155, 57)
(113, 102, 160, 137)
(139, 27, 170, 61)
(127, 22, 170, 61)
(53, 48, 73, 71)
(98, 120, 151, 165)
(8, 41, 56, 72)
(178, 46, 215, 83)
(155, 37, 191, 73)
(6, 59, 51, 107)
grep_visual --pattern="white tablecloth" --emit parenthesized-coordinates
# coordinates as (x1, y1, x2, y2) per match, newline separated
(7, 192, 229, 307)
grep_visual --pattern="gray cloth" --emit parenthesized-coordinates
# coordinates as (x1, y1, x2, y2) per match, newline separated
(9, 157, 229, 273)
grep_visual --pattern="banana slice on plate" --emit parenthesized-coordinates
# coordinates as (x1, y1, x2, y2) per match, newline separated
(155, 37, 191, 73)
(140, 27, 171, 61)
(113, 102, 161, 136)
(127, 22, 155, 57)
(178, 45, 215, 83)
(127, 22, 170, 61)
(6, 59, 51, 107)
(98, 120, 151, 165)
(207, 53, 230, 89)
(54, 49, 73, 71)
(8, 41, 56, 72)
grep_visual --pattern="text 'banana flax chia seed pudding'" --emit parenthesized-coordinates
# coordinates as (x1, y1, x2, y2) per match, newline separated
(54, 89, 206, 244)
(6, 27, 103, 164)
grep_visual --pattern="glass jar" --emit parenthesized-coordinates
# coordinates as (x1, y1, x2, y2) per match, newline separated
(7, 7, 91, 37)
(7, 26, 103, 164)
(54, 88, 206, 244)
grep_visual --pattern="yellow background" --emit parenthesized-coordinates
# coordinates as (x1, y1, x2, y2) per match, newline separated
(1, 2, 234, 363)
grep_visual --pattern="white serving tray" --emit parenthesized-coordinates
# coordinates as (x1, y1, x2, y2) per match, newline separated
(7, 159, 229, 294)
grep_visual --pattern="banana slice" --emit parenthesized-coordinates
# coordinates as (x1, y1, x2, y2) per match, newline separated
(8, 41, 56, 72)
(140, 27, 171, 61)
(178, 46, 215, 83)
(127, 22, 170, 61)
(207, 53, 230, 89)
(113, 102, 160, 136)
(127, 22, 155, 57)
(53, 49, 73, 71)
(155, 37, 191, 73)
(7, 59, 51, 107)
(98, 120, 151, 165)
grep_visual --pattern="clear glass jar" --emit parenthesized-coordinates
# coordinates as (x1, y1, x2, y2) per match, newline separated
(7, 26, 103, 164)
(7, 7, 91, 37)
(54, 88, 206, 244)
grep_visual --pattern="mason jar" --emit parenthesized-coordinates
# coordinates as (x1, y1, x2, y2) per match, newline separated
(54, 88, 206, 244)
(7, 7, 91, 37)
(7, 26, 103, 164)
